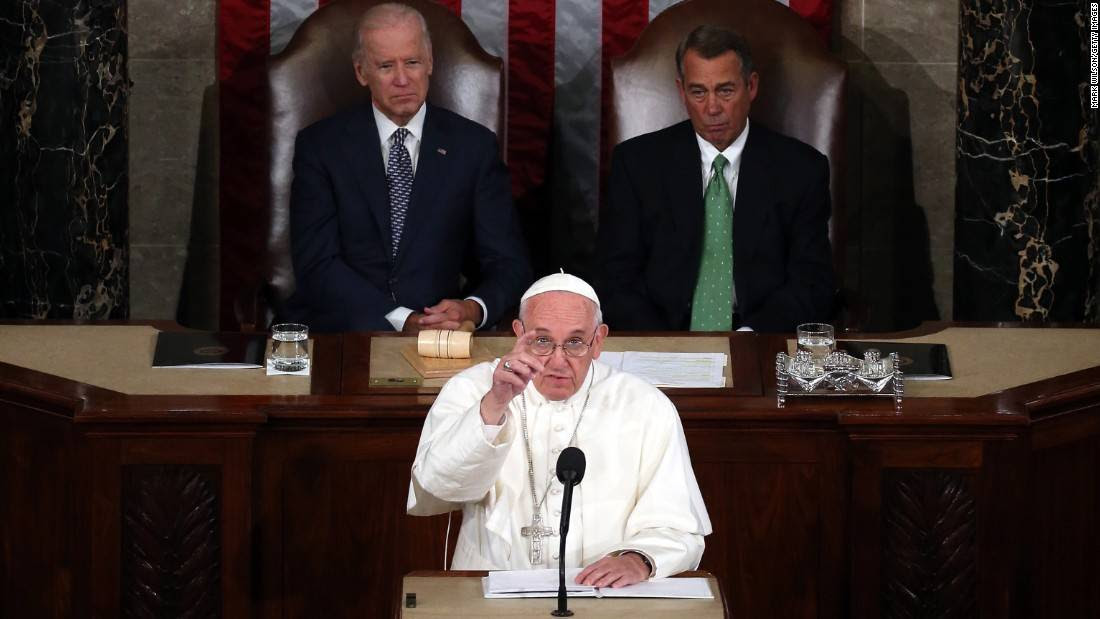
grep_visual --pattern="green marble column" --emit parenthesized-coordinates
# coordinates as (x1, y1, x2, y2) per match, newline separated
(0, 0, 129, 319)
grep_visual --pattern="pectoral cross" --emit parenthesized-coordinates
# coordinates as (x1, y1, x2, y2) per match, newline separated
(520, 515, 556, 565)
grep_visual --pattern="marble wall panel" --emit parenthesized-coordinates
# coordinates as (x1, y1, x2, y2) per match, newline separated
(955, 0, 1100, 321)
(129, 245, 186, 319)
(864, 0, 958, 63)
(0, 0, 130, 319)
(850, 61, 942, 329)
(127, 0, 213, 59)
(127, 0, 216, 322)
(837, 0, 865, 61)
(128, 60, 211, 246)
(840, 0, 958, 329)
(882, 62, 957, 318)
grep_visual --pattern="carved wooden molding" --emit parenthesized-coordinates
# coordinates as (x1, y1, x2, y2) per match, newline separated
(882, 469, 977, 618)
(121, 464, 221, 618)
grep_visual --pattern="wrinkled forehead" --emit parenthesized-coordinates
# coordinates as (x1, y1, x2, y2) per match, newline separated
(360, 14, 430, 53)
(682, 50, 746, 84)
(523, 292, 597, 331)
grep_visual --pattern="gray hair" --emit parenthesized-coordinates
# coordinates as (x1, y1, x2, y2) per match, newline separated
(519, 294, 604, 331)
(675, 25, 754, 82)
(352, 3, 433, 63)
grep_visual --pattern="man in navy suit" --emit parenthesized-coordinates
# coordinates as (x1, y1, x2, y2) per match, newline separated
(596, 25, 834, 333)
(286, 3, 531, 333)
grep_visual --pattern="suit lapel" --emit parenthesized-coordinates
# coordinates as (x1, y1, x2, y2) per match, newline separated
(733, 124, 771, 265)
(342, 105, 393, 259)
(395, 104, 450, 266)
(667, 121, 705, 254)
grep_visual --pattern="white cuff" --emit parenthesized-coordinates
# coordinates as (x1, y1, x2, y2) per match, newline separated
(386, 306, 415, 331)
(482, 423, 505, 442)
(736, 326, 754, 332)
(465, 296, 488, 329)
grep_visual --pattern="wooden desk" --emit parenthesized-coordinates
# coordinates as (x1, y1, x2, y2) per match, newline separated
(399, 570, 728, 618)
(2, 325, 1099, 617)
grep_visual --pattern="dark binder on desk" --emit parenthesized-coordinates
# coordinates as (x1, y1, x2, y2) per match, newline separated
(837, 341, 952, 380)
(152, 332, 267, 369)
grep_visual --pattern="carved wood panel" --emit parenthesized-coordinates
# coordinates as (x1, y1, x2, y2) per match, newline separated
(121, 465, 221, 618)
(687, 430, 841, 618)
(280, 457, 437, 618)
(882, 469, 977, 619)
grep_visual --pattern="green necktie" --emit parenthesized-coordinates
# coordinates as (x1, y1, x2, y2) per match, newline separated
(690, 154, 733, 331)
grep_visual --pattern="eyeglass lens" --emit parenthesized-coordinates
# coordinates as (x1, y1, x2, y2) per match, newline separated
(530, 337, 588, 356)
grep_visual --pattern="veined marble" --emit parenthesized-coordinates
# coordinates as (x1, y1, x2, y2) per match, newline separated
(0, 0, 129, 319)
(956, 0, 1100, 321)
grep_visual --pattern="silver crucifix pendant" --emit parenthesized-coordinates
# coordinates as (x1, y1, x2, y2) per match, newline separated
(520, 515, 555, 565)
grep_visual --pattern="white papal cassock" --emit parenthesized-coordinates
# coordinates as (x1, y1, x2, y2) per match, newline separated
(408, 358, 712, 577)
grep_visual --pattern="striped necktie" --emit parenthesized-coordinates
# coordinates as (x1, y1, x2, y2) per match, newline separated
(690, 154, 733, 331)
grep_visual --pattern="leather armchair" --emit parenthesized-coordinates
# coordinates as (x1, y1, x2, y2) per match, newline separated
(608, 0, 848, 289)
(237, 0, 503, 330)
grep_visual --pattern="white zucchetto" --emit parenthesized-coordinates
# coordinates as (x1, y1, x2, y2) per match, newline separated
(520, 270, 601, 308)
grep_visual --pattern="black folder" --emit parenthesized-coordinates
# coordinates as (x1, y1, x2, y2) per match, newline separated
(152, 332, 267, 368)
(836, 341, 952, 380)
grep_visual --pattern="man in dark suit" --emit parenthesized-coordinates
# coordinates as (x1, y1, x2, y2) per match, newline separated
(286, 3, 531, 333)
(596, 25, 834, 333)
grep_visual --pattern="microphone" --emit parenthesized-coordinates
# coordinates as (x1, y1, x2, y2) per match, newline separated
(556, 446, 586, 489)
(552, 447, 585, 617)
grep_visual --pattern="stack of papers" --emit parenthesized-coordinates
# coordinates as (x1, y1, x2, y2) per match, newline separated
(483, 568, 714, 599)
(599, 352, 727, 388)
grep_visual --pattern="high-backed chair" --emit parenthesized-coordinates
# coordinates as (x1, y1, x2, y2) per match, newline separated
(238, 0, 503, 330)
(608, 0, 847, 287)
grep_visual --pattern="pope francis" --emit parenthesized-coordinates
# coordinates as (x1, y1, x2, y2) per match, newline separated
(407, 272, 712, 587)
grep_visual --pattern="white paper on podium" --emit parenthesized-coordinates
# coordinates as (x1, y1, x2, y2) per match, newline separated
(483, 568, 714, 599)
(598, 351, 727, 388)
(484, 568, 592, 598)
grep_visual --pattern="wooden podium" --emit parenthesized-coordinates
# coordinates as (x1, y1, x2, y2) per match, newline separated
(399, 571, 728, 618)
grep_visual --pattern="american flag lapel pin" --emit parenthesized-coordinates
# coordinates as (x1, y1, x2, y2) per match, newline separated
(437, 147, 447, 156)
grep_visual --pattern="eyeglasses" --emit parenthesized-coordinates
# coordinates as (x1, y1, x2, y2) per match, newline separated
(527, 328, 599, 357)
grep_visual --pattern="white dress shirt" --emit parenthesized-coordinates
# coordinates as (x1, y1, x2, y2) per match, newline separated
(695, 118, 748, 200)
(373, 103, 488, 330)
(374, 102, 426, 173)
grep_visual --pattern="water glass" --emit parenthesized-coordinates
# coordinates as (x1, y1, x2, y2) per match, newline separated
(796, 323, 835, 361)
(271, 323, 309, 372)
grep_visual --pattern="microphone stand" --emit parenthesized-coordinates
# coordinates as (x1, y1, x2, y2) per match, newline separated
(551, 471, 576, 617)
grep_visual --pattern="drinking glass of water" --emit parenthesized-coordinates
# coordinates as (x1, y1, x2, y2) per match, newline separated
(271, 323, 309, 372)
(796, 323, 835, 361)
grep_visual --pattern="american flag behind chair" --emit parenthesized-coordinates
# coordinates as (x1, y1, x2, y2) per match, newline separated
(217, 0, 831, 326)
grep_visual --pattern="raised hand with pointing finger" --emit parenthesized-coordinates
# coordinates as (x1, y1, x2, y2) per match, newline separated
(479, 330, 544, 425)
